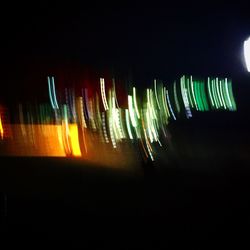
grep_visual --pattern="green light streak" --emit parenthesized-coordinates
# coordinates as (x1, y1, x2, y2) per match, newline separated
(211, 79, 219, 109)
(186, 77, 194, 108)
(200, 81, 209, 111)
(149, 89, 157, 120)
(197, 81, 204, 111)
(216, 78, 223, 108)
(227, 79, 237, 111)
(190, 76, 198, 110)
(207, 77, 215, 107)
(219, 80, 227, 109)
(225, 78, 233, 109)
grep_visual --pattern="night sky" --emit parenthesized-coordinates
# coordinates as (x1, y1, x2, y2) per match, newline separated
(1, 2, 249, 102)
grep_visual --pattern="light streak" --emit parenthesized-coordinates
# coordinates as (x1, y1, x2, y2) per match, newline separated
(0, 74, 237, 160)
(216, 77, 223, 108)
(100, 78, 109, 111)
(125, 109, 133, 140)
(47, 76, 55, 109)
(133, 87, 140, 119)
(207, 77, 215, 107)
(211, 79, 219, 109)
(166, 89, 176, 120)
(190, 76, 198, 110)
(51, 77, 59, 109)
(69, 124, 82, 157)
(244, 37, 250, 72)
(128, 95, 137, 127)
(154, 79, 161, 110)
(219, 80, 227, 109)
(225, 78, 233, 109)
(180, 76, 192, 118)
(0, 114, 3, 139)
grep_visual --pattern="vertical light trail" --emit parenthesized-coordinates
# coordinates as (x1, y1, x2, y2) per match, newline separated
(186, 77, 194, 108)
(0, 114, 3, 139)
(149, 89, 158, 120)
(166, 89, 176, 120)
(112, 96, 123, 140)
(216, 78, 223, 108)
(109, 119, 117, 148)
(219, 80, 227, 109)
(148, 89, 160, 141)
(118, 109, 126, 139)
(190, 77, 198, 110)
(62, 104, 71, 155)
(128, 95, 137, 127)
(161, 87, 170, 120)
(211, 79, 219, 109)
(82, 88, 89, 122)
(195, 81, 204, 111)
(76, 97, 88, 154)
(107, 90, 117, 148)
(78, 97, 87, 128)
(154, 79, 161, 110)
(193, 81, 199, 110)
(125, 109, 133, 140)
(200, 81, 209, 111)
(145, 109, 154, 143)
(70, 88, 77, 121)
(225, 78, 233, 110)
(133, 87, 140, 119)
(221, 80, 229, 109)
(51, 77, 59, 109)
(47, 76, 55, 109)
(207, 77, 215, 108)
(144, 127, 154, 161)
(180, 76, 192, 118)
(100, 78, 109, 111)
(190, 76, 198, 110)
(89, 99, 97, 130)
(69, 124, 82, 157)
(102, 112, 109, 143)
(227, 79, 237, 110)
(95, 93, 102, 131)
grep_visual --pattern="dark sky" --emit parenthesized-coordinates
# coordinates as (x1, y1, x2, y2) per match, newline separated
(1, 1, 249, 102)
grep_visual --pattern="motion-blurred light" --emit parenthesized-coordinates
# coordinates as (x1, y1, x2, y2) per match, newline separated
(244, 37, 250, 72)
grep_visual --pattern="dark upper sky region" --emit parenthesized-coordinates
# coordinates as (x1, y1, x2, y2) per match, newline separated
(0, 1, 249, 102)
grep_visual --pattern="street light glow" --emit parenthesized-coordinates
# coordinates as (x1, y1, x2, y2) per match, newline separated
(244, 37, 250, 72)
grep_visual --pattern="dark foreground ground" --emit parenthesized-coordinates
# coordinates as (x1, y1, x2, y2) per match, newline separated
(0, 111, 250, 247)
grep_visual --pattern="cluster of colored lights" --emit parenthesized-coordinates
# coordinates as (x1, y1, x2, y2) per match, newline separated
(0, 75, 237, 163)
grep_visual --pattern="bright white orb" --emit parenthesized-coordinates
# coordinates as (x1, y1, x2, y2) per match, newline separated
(244, 37, 250, 72)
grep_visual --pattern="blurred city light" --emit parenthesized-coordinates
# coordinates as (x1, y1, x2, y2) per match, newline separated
(244, 37, 250, 72)
(0, 74, 237, 165)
